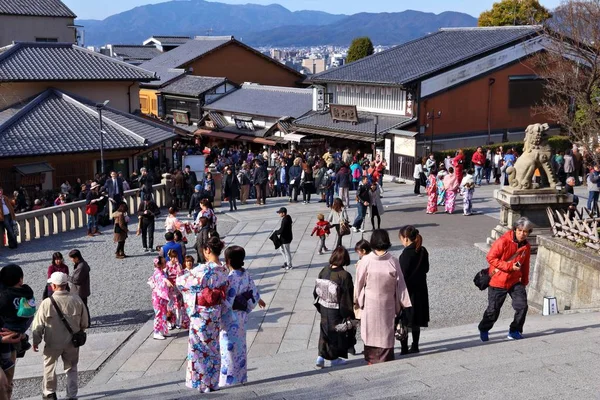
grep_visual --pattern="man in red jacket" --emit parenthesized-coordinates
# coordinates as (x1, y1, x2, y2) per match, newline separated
(479, 217, 532, 341)
(471, 147, 486, 187)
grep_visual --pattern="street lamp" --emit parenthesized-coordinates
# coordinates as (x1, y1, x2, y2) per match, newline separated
(373, 115, 379, 159)
(426, 109, 442, 155)
(96, 100, 110, 174)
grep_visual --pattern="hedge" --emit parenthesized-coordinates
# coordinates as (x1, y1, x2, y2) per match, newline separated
(431, 136, 572, 167)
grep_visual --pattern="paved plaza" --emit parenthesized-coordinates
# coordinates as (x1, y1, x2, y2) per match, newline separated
(4, 182, 596, 399)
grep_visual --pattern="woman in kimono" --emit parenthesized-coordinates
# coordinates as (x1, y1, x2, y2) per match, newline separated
(436, 168, 447, 206)
(355, 229, 411, 364)
(425, 169, 438, 214)
(176, 236, 229, 393)
(443, 167, 460, 214)
(219, 246, 266, 387)
(398, 226, 430, 355)
(147, 256, 172, 340)
(314, 246, 356, 368)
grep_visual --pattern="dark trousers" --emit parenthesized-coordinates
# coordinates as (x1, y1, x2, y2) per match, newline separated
(353, 203, 366, 229)
(0, 215, 18, 248)
(414, 180, 421, 195)
(116, 240, 125, 255)
(478, 283, 528, 333)
(371, 206, 381, 230)
(228, 197, 237, 211)
(82, 297, 91, 327)
(141, 219, 155, 249)
(332, 224, 342, 248)
(255, 183, 267, 204)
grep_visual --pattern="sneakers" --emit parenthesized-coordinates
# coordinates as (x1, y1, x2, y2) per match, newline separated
(330, 358, 347, 366)
(281, 263, 288, 269)
(315, 356, 325, 368)
(153, 333, 166, 340)
(351, 227, 358, 233)
(42, 394, 58, 400)
(507, 331, 523, 340)
(358, 228, 365, 233)
(285, 265, 294, 271)
(479, 330, 489, 342)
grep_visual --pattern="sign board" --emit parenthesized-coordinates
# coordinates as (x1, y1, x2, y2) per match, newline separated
(182, 154, 206, 182)
(330, 104, 358, 124)
(394, 136, 416, 157)
(173, 110, 190, 125)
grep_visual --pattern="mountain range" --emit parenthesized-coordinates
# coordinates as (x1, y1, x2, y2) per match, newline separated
(78, 0, 478, 47)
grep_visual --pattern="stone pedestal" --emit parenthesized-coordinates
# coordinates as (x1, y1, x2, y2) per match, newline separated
(208, 165, 222, 208)
(486, 188, 572, 253)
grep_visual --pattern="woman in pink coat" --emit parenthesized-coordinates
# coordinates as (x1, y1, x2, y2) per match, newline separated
(355, 229, 412, 364)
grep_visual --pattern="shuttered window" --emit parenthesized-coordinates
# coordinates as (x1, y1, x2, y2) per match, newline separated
(508, 75, 544, 109)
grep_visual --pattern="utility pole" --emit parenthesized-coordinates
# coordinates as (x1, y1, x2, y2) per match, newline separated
(373, 115, 379, 159)
(96, 100, 110, 174)
(426, 109, 442, 155)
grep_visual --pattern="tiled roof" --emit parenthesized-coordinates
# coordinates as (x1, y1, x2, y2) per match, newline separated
(311, 26, 542, 86)
(0, 89, 176, 158)
(144, 36, 192, 45)
(111, 45, 161, 62)
(0, 0, 76, 18)
(204, 84, 313, 119)
(0, 42, 157, 82)
(161, 75, 227, 97)
(140, 36, 233, 87)
(294, 111, 414, 136)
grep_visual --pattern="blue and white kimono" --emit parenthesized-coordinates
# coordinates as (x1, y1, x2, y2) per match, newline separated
(219, 269, 261, 387)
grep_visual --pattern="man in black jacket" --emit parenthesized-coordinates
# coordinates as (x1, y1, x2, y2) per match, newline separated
(188, 184, 203, 221)
(138, 167, 154, 202)
(275, 207, 293, 270)
(352, 176, 370, 233)
(253, 159, 268, 205)
(137, 196, 161, 252)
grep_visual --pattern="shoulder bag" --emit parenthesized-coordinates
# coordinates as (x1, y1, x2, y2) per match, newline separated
(473, 248, 526, 291)
(338, 211, 351, 236)
(49, 296, 87, 348)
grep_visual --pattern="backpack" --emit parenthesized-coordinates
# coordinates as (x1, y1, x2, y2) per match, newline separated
(17, 297, 36, 318)
(352, 166, 361, 180)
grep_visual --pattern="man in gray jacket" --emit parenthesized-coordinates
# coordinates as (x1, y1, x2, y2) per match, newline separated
(32, 272, 89, 400)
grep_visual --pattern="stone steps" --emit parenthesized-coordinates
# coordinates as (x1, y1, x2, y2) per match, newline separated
(25, 311, 600, 400)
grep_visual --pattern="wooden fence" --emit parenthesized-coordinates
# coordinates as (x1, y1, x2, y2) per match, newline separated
(547, 207, 600, 253)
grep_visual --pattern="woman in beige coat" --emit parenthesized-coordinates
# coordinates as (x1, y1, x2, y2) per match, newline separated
(355, 229, 411, 364)
(112, 203, 129, 259)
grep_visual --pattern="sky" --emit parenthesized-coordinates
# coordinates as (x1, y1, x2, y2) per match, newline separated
(63, 0, 563, 20)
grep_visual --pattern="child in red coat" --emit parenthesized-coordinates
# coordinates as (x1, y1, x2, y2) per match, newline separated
(311, 213, 331, 255)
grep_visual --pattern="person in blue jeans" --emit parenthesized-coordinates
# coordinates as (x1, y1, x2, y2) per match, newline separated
(352, 176, 370, 233)
(325, 169, 335, 208)
(586, 164, 600, 215)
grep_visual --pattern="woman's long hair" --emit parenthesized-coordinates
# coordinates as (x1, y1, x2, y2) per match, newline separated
(332, 198, 344, 212)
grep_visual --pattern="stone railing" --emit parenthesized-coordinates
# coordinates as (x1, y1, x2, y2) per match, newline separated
(10, 184, 167, 244)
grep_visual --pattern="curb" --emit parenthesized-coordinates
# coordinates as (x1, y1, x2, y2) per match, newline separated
(85, 319, 154, 388)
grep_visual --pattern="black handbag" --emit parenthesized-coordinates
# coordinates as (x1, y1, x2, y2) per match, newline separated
(232, 289, 254, 311)
(49, 296, 87, 348)
(419, 172, 427, 187)
(473, 269, 491, 291)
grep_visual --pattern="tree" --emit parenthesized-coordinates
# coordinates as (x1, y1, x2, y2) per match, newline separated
(532, 0, 600, 164)
(478, 0, 552, 26)
(346, 37, 374, 63)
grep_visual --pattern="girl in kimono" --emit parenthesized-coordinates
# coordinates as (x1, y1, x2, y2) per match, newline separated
(425, 170, 438, 214)
(165, 207, 183, 233)
(148, 256, 173, 340)
(355, 229, 411, 364)
(314, 247, 356, 368)
(176, 236, 229, 393)
(436, 169, 447, 206)
(219, 246, 266, 387)
(166, 250, 189, 330)
(443, 167, 460, 214)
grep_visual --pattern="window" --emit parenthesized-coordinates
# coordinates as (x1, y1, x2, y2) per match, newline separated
(140, 97, 149, 114)
(35, 38, 58, 43)
(509, 75, 544, 109)
(165, 98, 200, 121)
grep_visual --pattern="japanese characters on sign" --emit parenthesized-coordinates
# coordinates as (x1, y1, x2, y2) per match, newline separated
(329, 104, 359, 124)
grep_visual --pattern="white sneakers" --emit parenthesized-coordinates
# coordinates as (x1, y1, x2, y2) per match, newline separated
(351, 227, 358, 233)
(153, 333, 166, 340)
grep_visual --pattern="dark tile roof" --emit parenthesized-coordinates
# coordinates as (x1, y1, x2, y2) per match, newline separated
(161, 75, 227, 97)
(294, 111, 414, 136)
(311, 26, 542, 86)
(203, 84, 313, 119)
(145, 36, 192, 45)
(140, 36, 233, 87)
(0, 42, 158, 82)
(0, 0, 76, 18)
(0, 89, 176, 158)
(111, 45, 161, 62)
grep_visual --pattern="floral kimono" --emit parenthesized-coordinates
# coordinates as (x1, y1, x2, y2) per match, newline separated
(426, 174, 438, 214)
(443, 173, 459, 214)
(176, 262, 229, 392)
(166, 260, 190, 329)
(148, 268, 171, 336)
(219, 269, 261, 387)
(436, 172, 447, 206)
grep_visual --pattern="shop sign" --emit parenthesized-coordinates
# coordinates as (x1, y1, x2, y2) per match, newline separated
(301, 137, 326, 145)
(173, 110, 190, 125)
(330, 104, 358, 124)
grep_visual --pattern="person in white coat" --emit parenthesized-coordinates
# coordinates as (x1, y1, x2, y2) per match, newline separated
(413, 160, 424, 197)
(368, 181, 384, 230)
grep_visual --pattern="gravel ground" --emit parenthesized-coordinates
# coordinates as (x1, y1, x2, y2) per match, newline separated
(0, 210, 238, 335)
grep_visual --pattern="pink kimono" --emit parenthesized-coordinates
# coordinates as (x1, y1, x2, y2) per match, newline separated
(426, 174, 438, 214)
(148, 268, 171, 335)
(443, 173, 460, 214)
(355, 252, 411, 363)
(166, 260, 190, 329)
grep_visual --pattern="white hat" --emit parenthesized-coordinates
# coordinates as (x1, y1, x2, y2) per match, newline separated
(90, 182, 99, 190)
(47, 272, 68, 286)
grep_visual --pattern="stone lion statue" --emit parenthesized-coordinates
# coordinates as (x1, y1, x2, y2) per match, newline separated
(507, 123, 557, 190)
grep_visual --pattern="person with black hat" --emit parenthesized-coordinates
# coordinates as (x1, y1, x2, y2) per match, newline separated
(274, 207, 293, 270)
